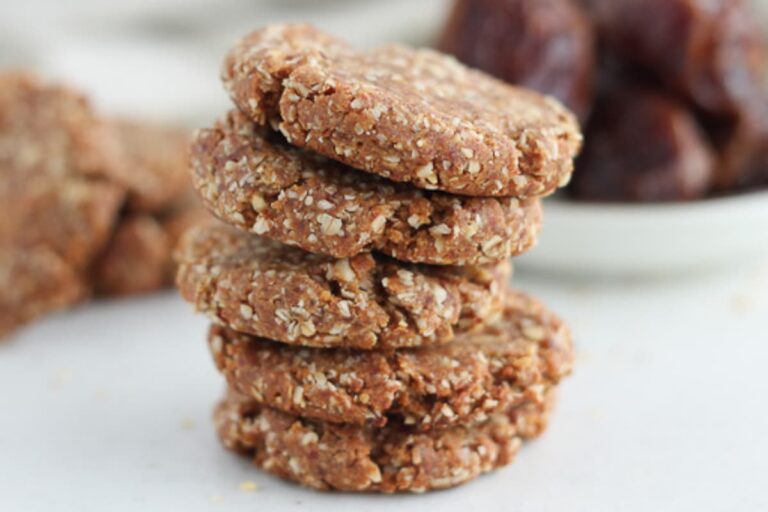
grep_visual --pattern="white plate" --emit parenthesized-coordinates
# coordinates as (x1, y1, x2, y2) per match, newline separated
(518, 190, 768, 277)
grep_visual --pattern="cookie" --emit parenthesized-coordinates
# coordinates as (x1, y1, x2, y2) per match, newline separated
(214, 388, 554, 493)
(0, 72, 125, 270)
(222, 24, 582, 197)
(92, 203, 209, 297)
(92, 215, 171, 296)
(209, 290, 573, 430)
(0, 247, 87, 338)
(176, 223, 510, 350)
(192, 110, 542, 265)
(105, 119, 191, 213)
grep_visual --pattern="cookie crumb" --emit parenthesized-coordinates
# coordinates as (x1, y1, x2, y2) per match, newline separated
(239, 481, 258, 492)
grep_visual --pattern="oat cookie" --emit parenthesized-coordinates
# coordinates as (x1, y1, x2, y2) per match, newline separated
(222, 24, 582, 197)
(92, 215, 171, 296)
(0, 247, 87, 338)
(176, 223, 510, 350)
(0, 72, 125, 270)
(106, 119, 191, 213)
(209, 290, 573, 430)
(192, 110, 542, 265)
(215, 388, 554, 492)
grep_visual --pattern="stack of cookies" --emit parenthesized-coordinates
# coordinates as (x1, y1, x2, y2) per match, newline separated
(177, 24, 581, 493)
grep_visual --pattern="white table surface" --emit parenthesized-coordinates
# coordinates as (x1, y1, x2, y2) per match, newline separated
(2, 261, 768, 511)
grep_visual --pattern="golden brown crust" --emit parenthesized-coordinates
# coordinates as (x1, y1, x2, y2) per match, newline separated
(209, 290, 573, 430)
(214, 388, 555, 493)
(222, 24, 582, 197)
(191, 110, 542, 265)
(176, 223, 510, 350)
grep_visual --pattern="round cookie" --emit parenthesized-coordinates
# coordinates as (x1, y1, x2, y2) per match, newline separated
(209, 290, 573, 430)
(176, 223, 510, 350)
(192, 110, 542, 265)
(222, 23, 582, 198)
(214, 388, 555, 493)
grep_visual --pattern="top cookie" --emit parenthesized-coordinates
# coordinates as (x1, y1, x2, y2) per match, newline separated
(222, 24, 582, 197)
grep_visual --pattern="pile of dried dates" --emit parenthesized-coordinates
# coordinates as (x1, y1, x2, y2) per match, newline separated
(440, 0, 768, 201)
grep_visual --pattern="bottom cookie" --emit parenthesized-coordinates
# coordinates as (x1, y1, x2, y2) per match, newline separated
(214, 389, 555, 493)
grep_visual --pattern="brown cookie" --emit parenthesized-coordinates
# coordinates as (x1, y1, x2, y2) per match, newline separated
(192, 110, 542, 265)
(214, 388, 555, 493)
(92, 215, 171, 297)
(0, 72, 125, 336)
(0, 247, 87, 338)
(222, 24, 582, 197)
(176, 223, 510, 350)
(0, 72, 125, 270)
(104, 119, 192, 214)
(92, 203, 209, 297)
(209, 290, 573, 430)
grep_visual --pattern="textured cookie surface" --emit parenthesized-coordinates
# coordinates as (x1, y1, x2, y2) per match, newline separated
(209, 290, 573, 429)
(215, 389, 554, 493)
(176, 223, 510, 350)
(222, 24, 582, 197)
(192, 111, 542, 265)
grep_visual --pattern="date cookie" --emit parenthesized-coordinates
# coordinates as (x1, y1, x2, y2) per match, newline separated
(191, 110, 542, 265)
(214, 388, 555, 493)
(222, 23, 582, 197)
(176, 223, 510, 350)
(208, 290, 573, 430)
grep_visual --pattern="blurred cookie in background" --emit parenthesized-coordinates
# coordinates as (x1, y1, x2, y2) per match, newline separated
(104, 119, 192, 214)
(0, 71, 202, 338)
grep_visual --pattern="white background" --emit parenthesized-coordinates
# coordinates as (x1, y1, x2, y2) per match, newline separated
(2, 1, 768, 510)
